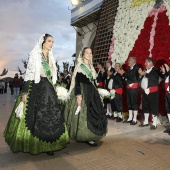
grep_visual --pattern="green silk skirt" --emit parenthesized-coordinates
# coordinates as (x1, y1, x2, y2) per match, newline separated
(64, 84, 107, 142)
(4, 78, 69, 154)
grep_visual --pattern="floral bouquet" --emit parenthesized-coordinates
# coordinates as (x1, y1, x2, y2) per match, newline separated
(98, 88, 111, 99)
(56, 86, 70, 101)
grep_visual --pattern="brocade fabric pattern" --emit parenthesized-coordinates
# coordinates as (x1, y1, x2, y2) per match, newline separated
(25, 77, 65, 143)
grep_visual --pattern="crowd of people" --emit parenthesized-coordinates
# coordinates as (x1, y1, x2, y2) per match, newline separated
(0, 74, 24, 99)
(3, 33, 170, 157)
(96, 57, 170, 133)
(0, 79, 7, 94)
(58, 70, 71, 90)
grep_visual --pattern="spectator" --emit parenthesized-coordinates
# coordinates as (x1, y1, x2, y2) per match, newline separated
(63, 70, 71, 90)
(4, 80, 8, 93)
(19, 76, 24, 92)
(70, 66, 75, 80)
(9, 80, 14, 95)
(59, 73, 65, 84)
(13, 73, 21, 100)
(0, 80, 5, 94)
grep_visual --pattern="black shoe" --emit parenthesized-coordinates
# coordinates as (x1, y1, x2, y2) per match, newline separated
(130, 121, 137, 125)
(86, 141, 98, 147)
(139, 123, 149, 127)
(164, 129, 170, 133)
(46, 151, 54, 156)
(123, 120, 132, 123)
(110, 115, 115, 119)
(150, 125, 157, 130)
(116, 117, 123, 122)
(106, 115, 112, 119)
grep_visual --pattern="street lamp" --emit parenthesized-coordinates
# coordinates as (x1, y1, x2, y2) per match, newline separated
(72, 53, 76, 66)
(70, 0, 86, 6)
(70, 0, 78, 6)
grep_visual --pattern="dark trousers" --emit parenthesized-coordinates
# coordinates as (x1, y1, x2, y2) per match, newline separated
(165, 94, 170, 113)
(10, 88, 14, 95)
(4, 88, 7, 93)
(127, 88, 138, 110)
(0, 89, 3, 94)
(111, 93, 123, 112)
(142, 91, 159, 115)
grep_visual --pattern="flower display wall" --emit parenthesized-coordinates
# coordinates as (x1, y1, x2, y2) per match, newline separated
(120, 5, 170, 115)
(128, 15, 154, 67)
(127, 5, 166, 65)
(147, 6, 166, 57)
(127, 6, 169, 68)
(108, 0, 170, 115)
(152, 10, 170, 64)
(110, 0, 155, 65)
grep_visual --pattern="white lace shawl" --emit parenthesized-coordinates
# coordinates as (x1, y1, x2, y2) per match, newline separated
(24, 34, 57, 84)
(68, 50, 97, 95)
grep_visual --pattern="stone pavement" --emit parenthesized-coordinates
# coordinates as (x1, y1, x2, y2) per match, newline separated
(0, 91, 170, 170)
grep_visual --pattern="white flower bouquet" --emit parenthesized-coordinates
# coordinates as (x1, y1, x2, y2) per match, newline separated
(98, 88, 111, 99)
(15, 101, 24, 119)
(56, 86, 70, 101)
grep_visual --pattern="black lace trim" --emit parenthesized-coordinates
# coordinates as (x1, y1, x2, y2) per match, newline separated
(25, 77, 65, 143)
(83, 83, 107, 136)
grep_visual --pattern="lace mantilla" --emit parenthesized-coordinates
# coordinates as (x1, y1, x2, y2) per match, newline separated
(24, 34, 57, 84)
(68, 50, 97, 95)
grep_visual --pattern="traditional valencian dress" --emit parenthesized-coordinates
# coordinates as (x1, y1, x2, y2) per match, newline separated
(64, 61, 107, 142)
(4, 54, 69, 154)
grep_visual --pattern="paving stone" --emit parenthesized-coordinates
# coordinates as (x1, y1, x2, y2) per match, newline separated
(0, 91, 170, 170)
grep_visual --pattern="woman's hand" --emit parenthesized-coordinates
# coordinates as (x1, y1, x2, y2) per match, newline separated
(22, 94, 27, 104)
(77, 95, 82, 106)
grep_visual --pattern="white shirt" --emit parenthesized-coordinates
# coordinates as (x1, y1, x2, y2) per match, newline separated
(141, 67, 154, 89)
(146, 66, 154, 74)
(108, 67, 111, 71)
(130, 64, 135, 70)
(165, 76, 170, 92)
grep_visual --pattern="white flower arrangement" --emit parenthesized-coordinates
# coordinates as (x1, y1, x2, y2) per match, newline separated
(98, 88, 111, 99)
(56, 86, 70, 101)
(110, 0, 155, 64)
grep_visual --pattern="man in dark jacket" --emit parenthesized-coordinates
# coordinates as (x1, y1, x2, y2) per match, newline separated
(160, 63, 170, 134)
(63, 70, 71, 90)
(105, 60, 115, 118)
(96, 62, 106, 89)
(139, 57, 160, 130)
(109, 63, 124, 122)
(118, 57, 139, 125)
(13, 73, 21, 100)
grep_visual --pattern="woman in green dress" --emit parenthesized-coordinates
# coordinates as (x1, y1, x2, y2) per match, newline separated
(4, 34, 69, 156)
(64, 47, 107, 146)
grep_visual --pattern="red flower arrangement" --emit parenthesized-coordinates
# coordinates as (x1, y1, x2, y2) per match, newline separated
(126, 15, 154, 67)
